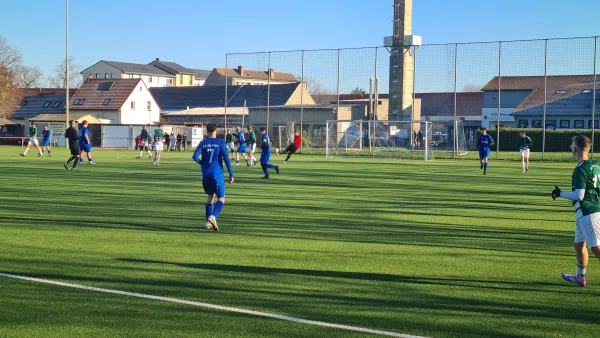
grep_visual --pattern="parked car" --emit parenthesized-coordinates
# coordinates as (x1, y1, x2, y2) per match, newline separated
(0, 132, 23, 145)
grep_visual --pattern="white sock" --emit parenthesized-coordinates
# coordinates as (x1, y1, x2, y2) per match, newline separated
(577, 263, 587, 280)
(147, 150, 152, 156)
(23, 148, 29, 155)
(139, 151, 143, 157)
(522, 161, 525, 169)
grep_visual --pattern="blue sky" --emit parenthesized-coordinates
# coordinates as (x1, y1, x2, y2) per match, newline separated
(2, 0, 600, 82)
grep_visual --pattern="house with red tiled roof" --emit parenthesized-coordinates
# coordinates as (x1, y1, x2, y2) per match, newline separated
(481, 75, 599, 129)
(68, 78, 161, 125)
(204, 66, 297, 87)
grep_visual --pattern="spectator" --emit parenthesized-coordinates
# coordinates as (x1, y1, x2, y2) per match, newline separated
(177, 133, 183, 151)
(183, 134, 188, 151)
(170, 132, 176, 151)
(164, 132, 170, 150)
(418, 129, 423, 147)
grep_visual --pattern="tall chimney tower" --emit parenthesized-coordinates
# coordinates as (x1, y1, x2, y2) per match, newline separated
(389, 0, 416, 122)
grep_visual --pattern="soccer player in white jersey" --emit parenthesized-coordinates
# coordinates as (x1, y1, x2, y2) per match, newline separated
(519, 131, 533, 173)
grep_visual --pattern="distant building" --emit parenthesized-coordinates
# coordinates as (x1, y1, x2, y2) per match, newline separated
(482, 75, 599, 129)
(12, 88, 76, 126)
(204, 66, 297, 87)
(68, 78, 161, 125)
(149, 59, 211, 87)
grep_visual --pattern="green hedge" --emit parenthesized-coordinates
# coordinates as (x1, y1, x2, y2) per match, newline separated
(481, 128, 600, 152)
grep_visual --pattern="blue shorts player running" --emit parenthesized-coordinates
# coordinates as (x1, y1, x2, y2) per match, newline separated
(78, 120, 95, 165)
(193, 123, 234, 232)
(41, 125, 52, 157)
(259, 127, 280, 179)
(478, 127, 495, 175)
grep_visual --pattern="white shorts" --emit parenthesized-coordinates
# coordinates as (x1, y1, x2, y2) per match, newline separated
(575, 212, 600, 248)
(227, 142, 235, 150)
(28, 138, 39, 146)
(520, 149, 530, 158)
(248, 143, 256, 153)
(154, 142, 164, 151)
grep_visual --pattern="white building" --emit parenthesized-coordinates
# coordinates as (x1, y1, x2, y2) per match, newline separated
(81, 61, 176, 88)
(68, 78, 161, 125)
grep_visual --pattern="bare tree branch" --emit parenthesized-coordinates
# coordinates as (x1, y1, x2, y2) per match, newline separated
(303, 76, 335, 105)
(14, 65, 44, 88)
(49, 57, 83, 88)
(0, 35, 23, 119)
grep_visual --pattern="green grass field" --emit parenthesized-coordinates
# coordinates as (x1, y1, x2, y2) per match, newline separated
(1, 147, 599, 338)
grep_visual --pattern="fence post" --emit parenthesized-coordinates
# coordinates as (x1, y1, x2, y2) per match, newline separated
(337, 49, 341, 119)
(224, 54, 228, 138)
(542, 39, 548, 160)
(300, 50, 304, 153)
(424, 120, 429, 161)
(496, 42, 501, 160)
(326, 121, 330, 157)
(453, 43, 458, 159)
(593, 37, 598, 159)
(267, 52, 271, 135)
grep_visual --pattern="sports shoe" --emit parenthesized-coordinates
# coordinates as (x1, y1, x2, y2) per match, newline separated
(38, 154, 43, 158)
(246, 162, 251, 167)
(262, 175, 270, 179)
(522, 169, 526, 173)
(205, 221, 211, 229)
(136, 156, 141, 159)
(526, 168, 528, 173)
(19, 153, 25, 157)
(63, 163, 69, 170)
(208, 215, 219, 232)
(71, 167, 78, 171)
(235, 162, 239, 166)
(284, 161, 287, 163)
(275, 165, 280, 174)
(148, 156, 152, 159)
(480, 163, 483, 169)
(562, 273, 586, 287)
(89, 162, 96, 165)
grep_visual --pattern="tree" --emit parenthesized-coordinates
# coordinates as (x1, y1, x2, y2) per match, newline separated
(47, 57, 82, 88)
(303, 76, 335, 105)
(0, 35, 23, 118)
(350, 86, 365, 95)
(14, 65, 44, 88)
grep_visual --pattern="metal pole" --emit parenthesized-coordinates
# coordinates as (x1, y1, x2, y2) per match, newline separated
(413, 45, 417, 149)
(496, 42, 501, 160)
(65, 0, 69, 147)
(542, 39, 548, 160)
(453, 43, 458, 158)
(300, 50, 304, 153)
(337, 49, 341, 119)
(326, 121, 329, 158)
(425, 121, 429, 161)
(593, 37, 598, 159)
(224, 54, 228, 138)
(267, 52, 271, 135)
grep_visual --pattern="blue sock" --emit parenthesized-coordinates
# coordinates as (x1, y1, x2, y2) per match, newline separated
(88, 157, 93, 163)
(48, 150, 52, 155)
(205, 204, 213, 220)
(213, 201, 224, 218)
(261, 163, 269, 176)
(41, 150, 44, 155)
(266, 164, 276, 169)
(484, 163, 488, 171)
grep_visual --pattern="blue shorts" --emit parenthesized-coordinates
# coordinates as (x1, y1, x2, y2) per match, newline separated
(260, 152, 271, 164)
(43, 139, 51, 147)
(203, 177, 225, 198)
(80, 144, 92, 153)
(237, 144, 246, 153)
(479, 149, 491, 159)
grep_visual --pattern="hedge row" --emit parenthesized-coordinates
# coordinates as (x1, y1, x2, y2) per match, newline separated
(479, 128, 600, 152)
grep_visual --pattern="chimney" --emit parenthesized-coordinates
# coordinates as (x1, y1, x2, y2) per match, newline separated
(156, 58, 160, 61)
(238, 65, 245, 76)
(269, 68, 275, 79)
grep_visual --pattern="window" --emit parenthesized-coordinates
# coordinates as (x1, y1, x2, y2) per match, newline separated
(532, 120, 542, 128)
(179, 75, 183, 85)
(95, 73, 100, 79)
(574, 120, 585, 129)
(149, 76, 153, 83)
(139, 86, 142, 91)
(102, 99, 111, 106)
(189, 76, 192, 85)
(555, 90, 566, 95)
(546, 120, 557, 129)
(582, 89, 593, 94)
(97, 82, 114, 91)
(53, 102, 61, 108)
(73, 99, 86, 105)
(104, 73, 109, 79)
(560, 120, 570, 129)
(131, 101, 135, 110)
(518, 120, 528, 128)
(43, 101, 52, 108)
(129, 74, 133, 79)
(589, 120, 600, 128)
(110, 73, 115, 79)
(147, 101, 152, 111)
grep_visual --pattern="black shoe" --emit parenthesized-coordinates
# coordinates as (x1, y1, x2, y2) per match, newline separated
(275, 166, 280, 174)
(19, 153, 25, 157)
(64, 163, 68, 170)
(480, 164, 483, 169)
(262, 176, 270, 179)
(526, 168, 528, 173)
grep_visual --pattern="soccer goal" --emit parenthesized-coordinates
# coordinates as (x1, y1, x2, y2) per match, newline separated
(325, 120, 468, 160)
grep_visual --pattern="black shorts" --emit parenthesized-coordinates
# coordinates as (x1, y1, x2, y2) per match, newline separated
(285, 145, 298, 154)
(69, 145, 81, 156)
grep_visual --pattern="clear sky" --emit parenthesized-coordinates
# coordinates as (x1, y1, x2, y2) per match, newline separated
(1, 0, 600, 79)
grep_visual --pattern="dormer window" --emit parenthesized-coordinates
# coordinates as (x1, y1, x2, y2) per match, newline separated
(582, 89, 593, 94)
(555, 90, 566, 95)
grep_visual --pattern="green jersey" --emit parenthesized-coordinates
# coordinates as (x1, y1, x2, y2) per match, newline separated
(519, 136, 532, 150)
(29, 127, 37, 138)
(248, 131, 256, 145)
(140, 129, 149, 141)
(572, 159, 600, 216)
(154, 129, 164, 142)
(226, 134, 234, 143)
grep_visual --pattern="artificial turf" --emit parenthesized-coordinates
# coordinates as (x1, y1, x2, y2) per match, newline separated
(1, 147, 599, 337)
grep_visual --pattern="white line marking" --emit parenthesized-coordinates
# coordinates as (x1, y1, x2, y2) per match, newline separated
(0, 272, 426, 338)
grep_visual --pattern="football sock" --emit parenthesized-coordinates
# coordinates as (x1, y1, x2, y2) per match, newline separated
(522, 160, 525, 170)
(484, 163, 488, 173)
(139, 150, 143, 157)
(41, 150, 44, 155)
(261, 163, 269, 176)
(72, 159, 78, 168)
(88, 157, 93, 163)
(66, 156, 74, 164)
(285, 153, 292, 162)
(23, 148, 29, 155)
(576, 263, 587, 281)
(48, 150, 52, 155)
(213, 201, 224, 218)
(266, 163, 276, 169)
(205, 204, 213, 220)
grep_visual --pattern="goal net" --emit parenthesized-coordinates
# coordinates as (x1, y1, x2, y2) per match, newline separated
(325, 120, 468, 160)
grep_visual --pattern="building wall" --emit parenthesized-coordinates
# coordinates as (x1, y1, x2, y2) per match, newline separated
(120, 73, 174, 87)
(514, 115, 599, 129)
(70, 110, 120, 124)
(483, 90, 531, 108)
(119, 82, 161, 125)
(248, 106, 352, 126)
(82, 63, 122, 81)
(285, 83, 316, 106)
(195, 79, 206, 86)
(204, 72, 297, 87)
(175, 74, 195, 87)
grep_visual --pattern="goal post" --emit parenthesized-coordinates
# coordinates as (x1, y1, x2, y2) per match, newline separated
(325, 120, 468, 160)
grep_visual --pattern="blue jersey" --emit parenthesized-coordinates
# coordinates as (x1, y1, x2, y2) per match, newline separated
(237, 132, 245, 145)
(478, 134, 494, 150)
(79, 127, 91, 145)
(41, 129, 51, 141)
(261, 133, 271, 153)
(193, 138, 234, 179)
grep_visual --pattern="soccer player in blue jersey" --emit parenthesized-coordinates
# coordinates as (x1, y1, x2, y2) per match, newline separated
(478, 127, 495, 175)
(40, 125, 52, 157)
(193, 123, 234, 232)
(235, 126, 249, 166)
(259, 127, 280, 179)
(78, 120, 95, 165)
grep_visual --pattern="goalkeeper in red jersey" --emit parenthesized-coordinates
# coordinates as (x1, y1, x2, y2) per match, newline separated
(281, 130, 302, 163)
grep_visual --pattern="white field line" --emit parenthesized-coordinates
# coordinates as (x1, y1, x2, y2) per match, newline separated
(0, 272, 427, 338)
